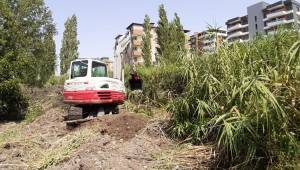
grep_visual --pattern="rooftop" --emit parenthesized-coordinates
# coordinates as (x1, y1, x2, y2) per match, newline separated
(126, 22, 155, 30)
(115, 34, 122, 40)
(226, 15, 248, 25)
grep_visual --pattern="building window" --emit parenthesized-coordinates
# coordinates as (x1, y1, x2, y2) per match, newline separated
(255, 16, 257, 22)
(255, 24, 258, 30)
(297, 7, 300, 11)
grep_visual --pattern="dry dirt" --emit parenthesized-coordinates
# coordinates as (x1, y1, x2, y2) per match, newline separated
(0, 86, 215, 170)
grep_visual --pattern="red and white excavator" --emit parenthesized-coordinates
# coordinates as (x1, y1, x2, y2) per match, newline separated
(63, 59, 126, 124)
(63, 33, 142, 124)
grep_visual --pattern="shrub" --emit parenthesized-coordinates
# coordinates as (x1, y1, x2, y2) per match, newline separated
(0, 59, 28, 120)
(46, 74, 68, 86)
(0, 79, 28, 120)
(135, 63, 186, 106)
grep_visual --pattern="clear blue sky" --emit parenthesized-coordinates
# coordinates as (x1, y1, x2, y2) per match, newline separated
(45, 0, 274, 59)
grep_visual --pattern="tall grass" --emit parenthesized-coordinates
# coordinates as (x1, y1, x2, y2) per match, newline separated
(162, 29, 300, 168)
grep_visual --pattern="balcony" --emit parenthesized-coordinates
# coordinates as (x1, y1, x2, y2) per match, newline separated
(227, 31, 249, 40)
(263, 10, 293, 21)
(264, 19, 294, 30)
(267, 3, 284, 11)
(132, 50, 142, 57)
(131, 29, 143, 36)
(202, 45, 215, 52)
(216, 33, 228, 37)
(228, 38, 249, 44)
(228, 23, 248, 32)
(132, 39, 142, 46)
(203, 39, 213, 44)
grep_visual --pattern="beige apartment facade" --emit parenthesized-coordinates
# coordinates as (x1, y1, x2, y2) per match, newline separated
(114, 23, 159, 67)
(189, 29, 227, 53)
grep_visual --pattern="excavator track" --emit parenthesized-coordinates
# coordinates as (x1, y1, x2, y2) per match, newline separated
(64, 105, 119, 127)
(67, 106, 84, 120)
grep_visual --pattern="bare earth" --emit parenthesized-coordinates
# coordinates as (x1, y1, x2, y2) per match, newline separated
(0, 86, 215, 170)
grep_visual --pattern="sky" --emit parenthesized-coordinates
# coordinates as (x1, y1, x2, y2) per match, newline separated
(45, 0, 275, 59)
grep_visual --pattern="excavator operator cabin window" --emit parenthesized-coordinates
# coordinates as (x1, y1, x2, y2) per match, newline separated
(71, 60, 88, 79)
(92, 61, 107, 77)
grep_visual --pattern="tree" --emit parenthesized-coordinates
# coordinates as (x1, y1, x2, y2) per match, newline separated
(172, 13, 186, 52)
(40, 30, 56, 83)
(156, 4, 171, 58)
(0, 0, 56, 119)
(60, 15, 79, 74)
(156, 5, 187, 63)
(142, 15, 152, 67)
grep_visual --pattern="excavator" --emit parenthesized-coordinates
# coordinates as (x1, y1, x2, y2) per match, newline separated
(63, 59, 126, 125)
(63, 32, 142, 125)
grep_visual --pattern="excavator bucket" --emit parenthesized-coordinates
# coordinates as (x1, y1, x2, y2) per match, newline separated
(129, 72, 143, 91)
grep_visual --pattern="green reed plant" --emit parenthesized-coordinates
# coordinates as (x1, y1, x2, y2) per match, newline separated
(166, 29, 300, 168)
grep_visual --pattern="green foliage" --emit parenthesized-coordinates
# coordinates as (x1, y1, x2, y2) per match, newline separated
(46, 74, 68, 86)
(40, 31, 57, 84)
(165, 30, 300, 168)
(0, 0, 56, 86)
(156, 4, 169, 58)
(135, 64, 187, 106)
(0, 59, 28, 120)
(171, 13, 186, 52)
(60, 14, 79, 74)
(0, 79, 28, 120)
(142, 15, 152, 67)
(156, 5, 186, 64)
(0, 0, 55, 120)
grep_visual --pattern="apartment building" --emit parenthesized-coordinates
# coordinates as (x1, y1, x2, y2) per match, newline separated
(114, 22, 190, 67)
(189, 29, 227, 53)
(113, 22, 159, 79)
(248, 2, 270, 39)
(99, 57, 113, 73)
(226, 0, 300, 43)
(114, 23, 158, 66)
(226, 16, 249, 43)
(263, 0, 300, 34)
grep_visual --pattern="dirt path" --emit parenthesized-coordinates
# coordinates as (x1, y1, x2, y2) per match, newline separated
(50, 115, 171, 170)
(0, 86, 215, 170)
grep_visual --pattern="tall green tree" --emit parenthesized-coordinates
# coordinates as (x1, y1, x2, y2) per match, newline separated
(142, 15, 152, 67)
(60, 15, 79, 74)
(0, 0, 56, 85)
(156, 5, 187, 63)
(40, 30, 56, 83)
(156, 4, 170, 58)
(172, 13, 186, 52)
(0, 0, 56, 119)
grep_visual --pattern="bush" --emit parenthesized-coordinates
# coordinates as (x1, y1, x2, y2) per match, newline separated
(0, 79, 28, 120)
(164, 30, 300, 168)
(46, 74, 68, 86)
(0, 59, 28, 120)
(135, 64, 186, 106)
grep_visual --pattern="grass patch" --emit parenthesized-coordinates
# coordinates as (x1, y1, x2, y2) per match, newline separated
(0, 127, 21, 147)
(32, 129, 94, 169)
(25, 104, 43, 123)
(155, 144, 215, 169)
